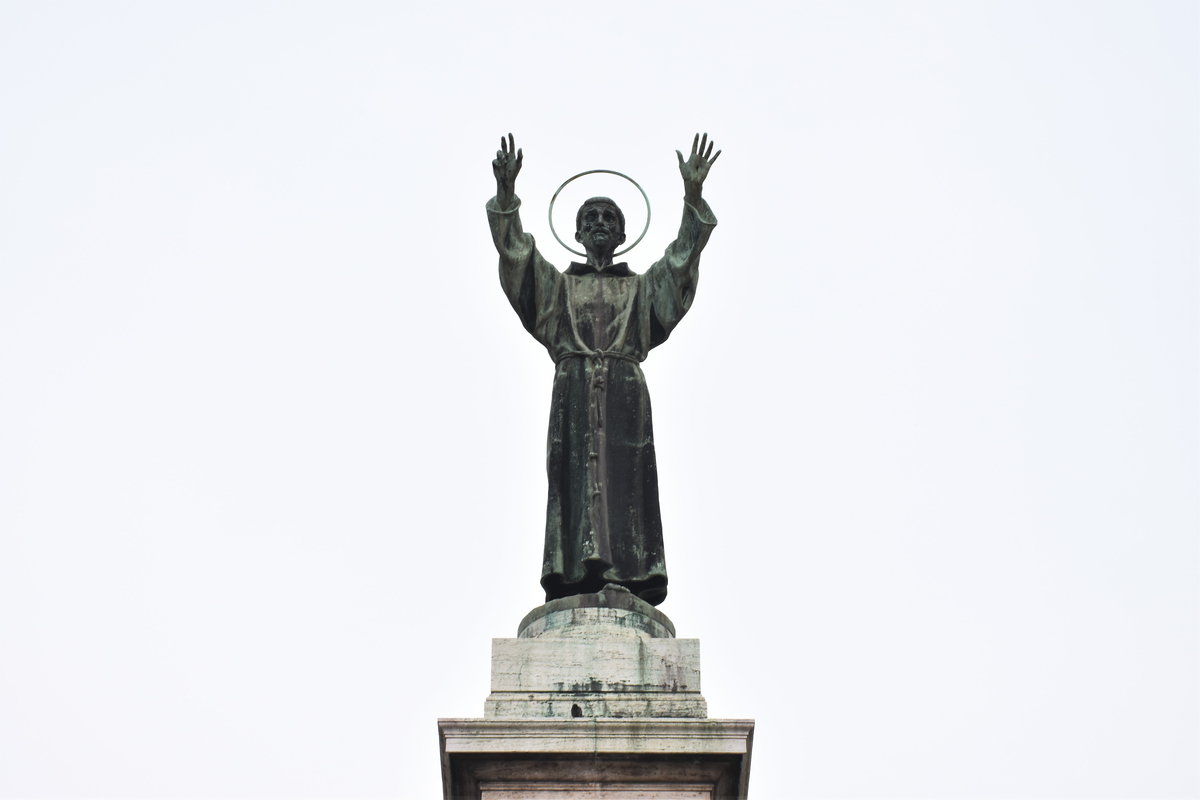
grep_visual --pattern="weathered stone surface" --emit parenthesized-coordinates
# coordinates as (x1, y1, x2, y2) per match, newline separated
(486, 637, 704, 719)
(441, 591, 750, 796)
(519, 587, 675, 639)
(486, 591, 706, 719)
(485, 692, 705, 720)
(438, 718, 753, 799)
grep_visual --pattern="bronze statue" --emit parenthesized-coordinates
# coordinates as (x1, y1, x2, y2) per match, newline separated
(488, 133, 721, 606)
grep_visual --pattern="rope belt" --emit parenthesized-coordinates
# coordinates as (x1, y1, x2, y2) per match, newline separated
(554, 349, 641, 367)
(553, 350, 641, 430)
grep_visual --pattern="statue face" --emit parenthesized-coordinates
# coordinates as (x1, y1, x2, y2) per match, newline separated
(575, 203, 627, 255)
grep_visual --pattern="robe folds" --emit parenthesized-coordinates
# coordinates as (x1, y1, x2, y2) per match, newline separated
(488, 195, 717, 607)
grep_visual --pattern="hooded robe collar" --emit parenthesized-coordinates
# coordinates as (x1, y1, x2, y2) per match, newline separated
(565, 261, 635, 277)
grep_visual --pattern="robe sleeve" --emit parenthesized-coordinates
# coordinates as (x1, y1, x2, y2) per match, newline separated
(487, 195, 563, 351)
(643, 199, 718, 349)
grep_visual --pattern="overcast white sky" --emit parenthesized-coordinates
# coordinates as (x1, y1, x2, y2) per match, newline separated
(1, 2, 1196, 798)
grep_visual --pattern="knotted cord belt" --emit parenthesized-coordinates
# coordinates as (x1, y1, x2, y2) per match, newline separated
(554, 349, 641, 416)
(554, 349, 641, 367)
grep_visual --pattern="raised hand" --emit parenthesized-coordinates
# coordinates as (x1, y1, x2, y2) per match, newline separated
(676, 133, 721, 205)
(493, 133, 523, 210)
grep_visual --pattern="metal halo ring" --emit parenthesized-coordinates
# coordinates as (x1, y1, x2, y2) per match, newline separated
(548, 169, 651, 258)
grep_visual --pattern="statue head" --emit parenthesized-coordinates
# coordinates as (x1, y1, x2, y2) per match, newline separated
(575, 197, 627, 262)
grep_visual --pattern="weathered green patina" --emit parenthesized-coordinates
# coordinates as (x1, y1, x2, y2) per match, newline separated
(488, 134, 721, 607)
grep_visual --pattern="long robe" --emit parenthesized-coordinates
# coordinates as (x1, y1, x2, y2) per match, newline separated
(488, 195, 717, 606)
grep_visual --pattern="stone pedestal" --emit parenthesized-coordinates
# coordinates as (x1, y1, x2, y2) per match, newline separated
(439, 586, 753, 799)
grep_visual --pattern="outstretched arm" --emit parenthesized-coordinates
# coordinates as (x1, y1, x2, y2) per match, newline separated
(487, 134, 562, 349)
(488, 133, 540, 268)
(645, 134, 721, 349)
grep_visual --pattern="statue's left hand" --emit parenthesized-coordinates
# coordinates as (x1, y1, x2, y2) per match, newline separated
(676, 133, 721, 204)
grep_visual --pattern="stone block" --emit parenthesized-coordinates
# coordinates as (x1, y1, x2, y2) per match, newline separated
(440, 590, 752, 797)
(438, 718, 754, 799)
(485, 587, 706, 719)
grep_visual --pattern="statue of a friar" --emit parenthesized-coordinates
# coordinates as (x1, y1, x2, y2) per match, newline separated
(488, 133, 721, 607)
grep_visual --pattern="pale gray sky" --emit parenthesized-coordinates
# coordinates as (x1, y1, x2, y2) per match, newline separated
(1, 2, 1196, 797)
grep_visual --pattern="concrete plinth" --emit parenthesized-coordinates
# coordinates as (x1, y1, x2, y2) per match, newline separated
(439, 587, 753, 799)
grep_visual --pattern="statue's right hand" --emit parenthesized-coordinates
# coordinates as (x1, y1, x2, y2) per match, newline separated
(492, 133, 523, 197)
